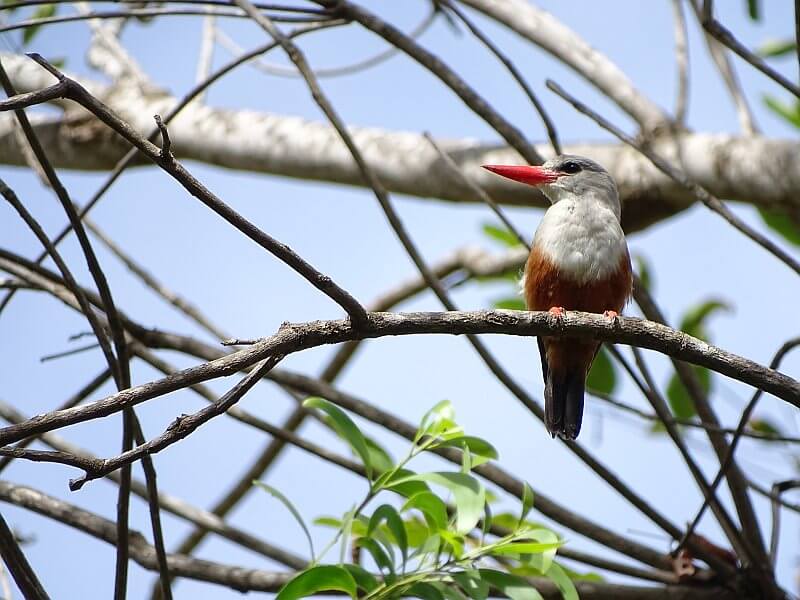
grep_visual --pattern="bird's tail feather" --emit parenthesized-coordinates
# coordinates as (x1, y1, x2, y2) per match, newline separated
(544, 368, 585, 440)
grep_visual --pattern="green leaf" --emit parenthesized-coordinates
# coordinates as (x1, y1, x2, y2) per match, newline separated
(759, 207, 800, 246)
(666, 365, 711, 420)
(513, 528, 561, 574)
(389, 472, 485, 534)
(493, 297, 526, 311)
(519, 482, 534, 530)
(339, 506, 356, 565)
(368, 504, 408, 568)
(417, 400, 457, 442)
(586, 346, 616, 395)
(403, 516, 432, 548)
(407, 582, 445, 600)
(253, 481, 315, 561)
(276, 565, 357, 600)
(402, 491, 448, 531)
(440, 529, 465, 559)
(304, 397, 372, 480)
(381, 468, 431, 498)
(746, 0, 759, 21)
(492, 541, 563, 555)
(479, 569, 544, 600)
(355, 536, 395, 573)
(679, 299, 731, 340)
(764, 95, 800, 128)
(482, 223, 524, 247)
(363, 436, 394, 474)
(434, 436, 499, 461)
(342, 564, 378, 593)
(633, 253, 654, 293)
(22, 3, 56, 44)
(544, 562, 579, 600)
(453, 570, 490, 600)
(748, 418, 784, 436)
(758, 39, 797, 57)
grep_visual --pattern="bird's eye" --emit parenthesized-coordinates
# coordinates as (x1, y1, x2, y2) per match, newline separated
(560, 161, 582, 174)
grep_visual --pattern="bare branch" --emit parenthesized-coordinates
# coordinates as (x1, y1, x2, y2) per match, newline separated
(0, 510, 49, 599)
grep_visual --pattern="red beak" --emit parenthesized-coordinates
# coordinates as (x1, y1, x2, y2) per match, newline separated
(481, 164, 559, 186)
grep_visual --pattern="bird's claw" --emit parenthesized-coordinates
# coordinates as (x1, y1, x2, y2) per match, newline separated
(603, 310, 620, 325)
(548, 306, 566, 319)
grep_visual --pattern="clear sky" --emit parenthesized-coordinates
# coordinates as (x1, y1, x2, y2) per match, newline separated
(1, 1, 799, 598)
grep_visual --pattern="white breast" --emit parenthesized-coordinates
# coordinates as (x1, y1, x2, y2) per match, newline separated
(532, 199, 627, 284)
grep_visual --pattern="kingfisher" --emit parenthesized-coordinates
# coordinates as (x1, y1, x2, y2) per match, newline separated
(483, 156, 632, 440)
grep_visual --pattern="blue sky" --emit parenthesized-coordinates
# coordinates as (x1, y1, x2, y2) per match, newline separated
(1, 1, 799, 597)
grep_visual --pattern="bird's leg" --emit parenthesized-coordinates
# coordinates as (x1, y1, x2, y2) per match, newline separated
(548, 306, 566, 318)
(603, 310, 620, 325)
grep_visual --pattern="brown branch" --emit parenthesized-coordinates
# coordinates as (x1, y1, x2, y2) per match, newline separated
(440, 0, 560, 155)
(0, 482, 741, 598)
(630, 274, 770, 569)
(69, 356, 283, 490)
(700, 1, 800, 99)
(0, 20, 343, 318)
(0, 309, 797, 445)
(0, 397, 308, 570)
(0, 7, 332, 34)
(0, 510, 49, 600)
(317, 0, 543, 165)
(0, 367, 111, 474)
(678, 338, 800, 555)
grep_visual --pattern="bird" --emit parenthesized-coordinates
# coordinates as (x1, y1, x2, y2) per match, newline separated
(482, 155, 632, 440)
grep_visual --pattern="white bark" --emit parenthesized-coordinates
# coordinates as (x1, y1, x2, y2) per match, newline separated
(2, 53, 799, 232)
(459, 0, 671, 133)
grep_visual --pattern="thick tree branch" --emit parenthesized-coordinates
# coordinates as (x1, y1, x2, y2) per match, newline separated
(1, 54, 799, 233)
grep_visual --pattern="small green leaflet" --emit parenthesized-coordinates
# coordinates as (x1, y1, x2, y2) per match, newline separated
(758, 39, 797, 58)
(23, 3, 55, 44)
(253, 481, 315, 561)
(545, 562, 579, 600)
(276, 565, 357, 600)
(368, 504, 408, 569)
(518, 482, 534, 531)
(759, 207, 800, 247)
(479, 570, 544, 600)
(304, 397, 373, 480)
(389, 472, 485, 534)
(482, 222, 524, 247)
(586, 346, 616, 395)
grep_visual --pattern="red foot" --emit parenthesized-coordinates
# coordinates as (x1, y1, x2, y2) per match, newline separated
(548, 306, 565, 318)
(603, 310, 619, 320)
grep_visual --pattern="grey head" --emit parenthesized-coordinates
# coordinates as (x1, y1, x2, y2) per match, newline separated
(539, 155, 620, 218)
(482, 154, 621, 219)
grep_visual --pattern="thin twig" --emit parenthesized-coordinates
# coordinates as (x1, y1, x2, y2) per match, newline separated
(39, 341, 100, 363)
(671, 0, 689, 126)
(316, 0, 544, 165)
(0, 7, 331, 34)
(0, 19, 344, 318)
(423, 132, 529, 248)
(215, 4, 438, 79)
(69, 356, 283, 490)
(700, 0, 800, 99)
(440, 0, 560, 155)
(9, 52, 368, 327)
(0, 368, 111, 474)
(0, 510, 49, 599)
